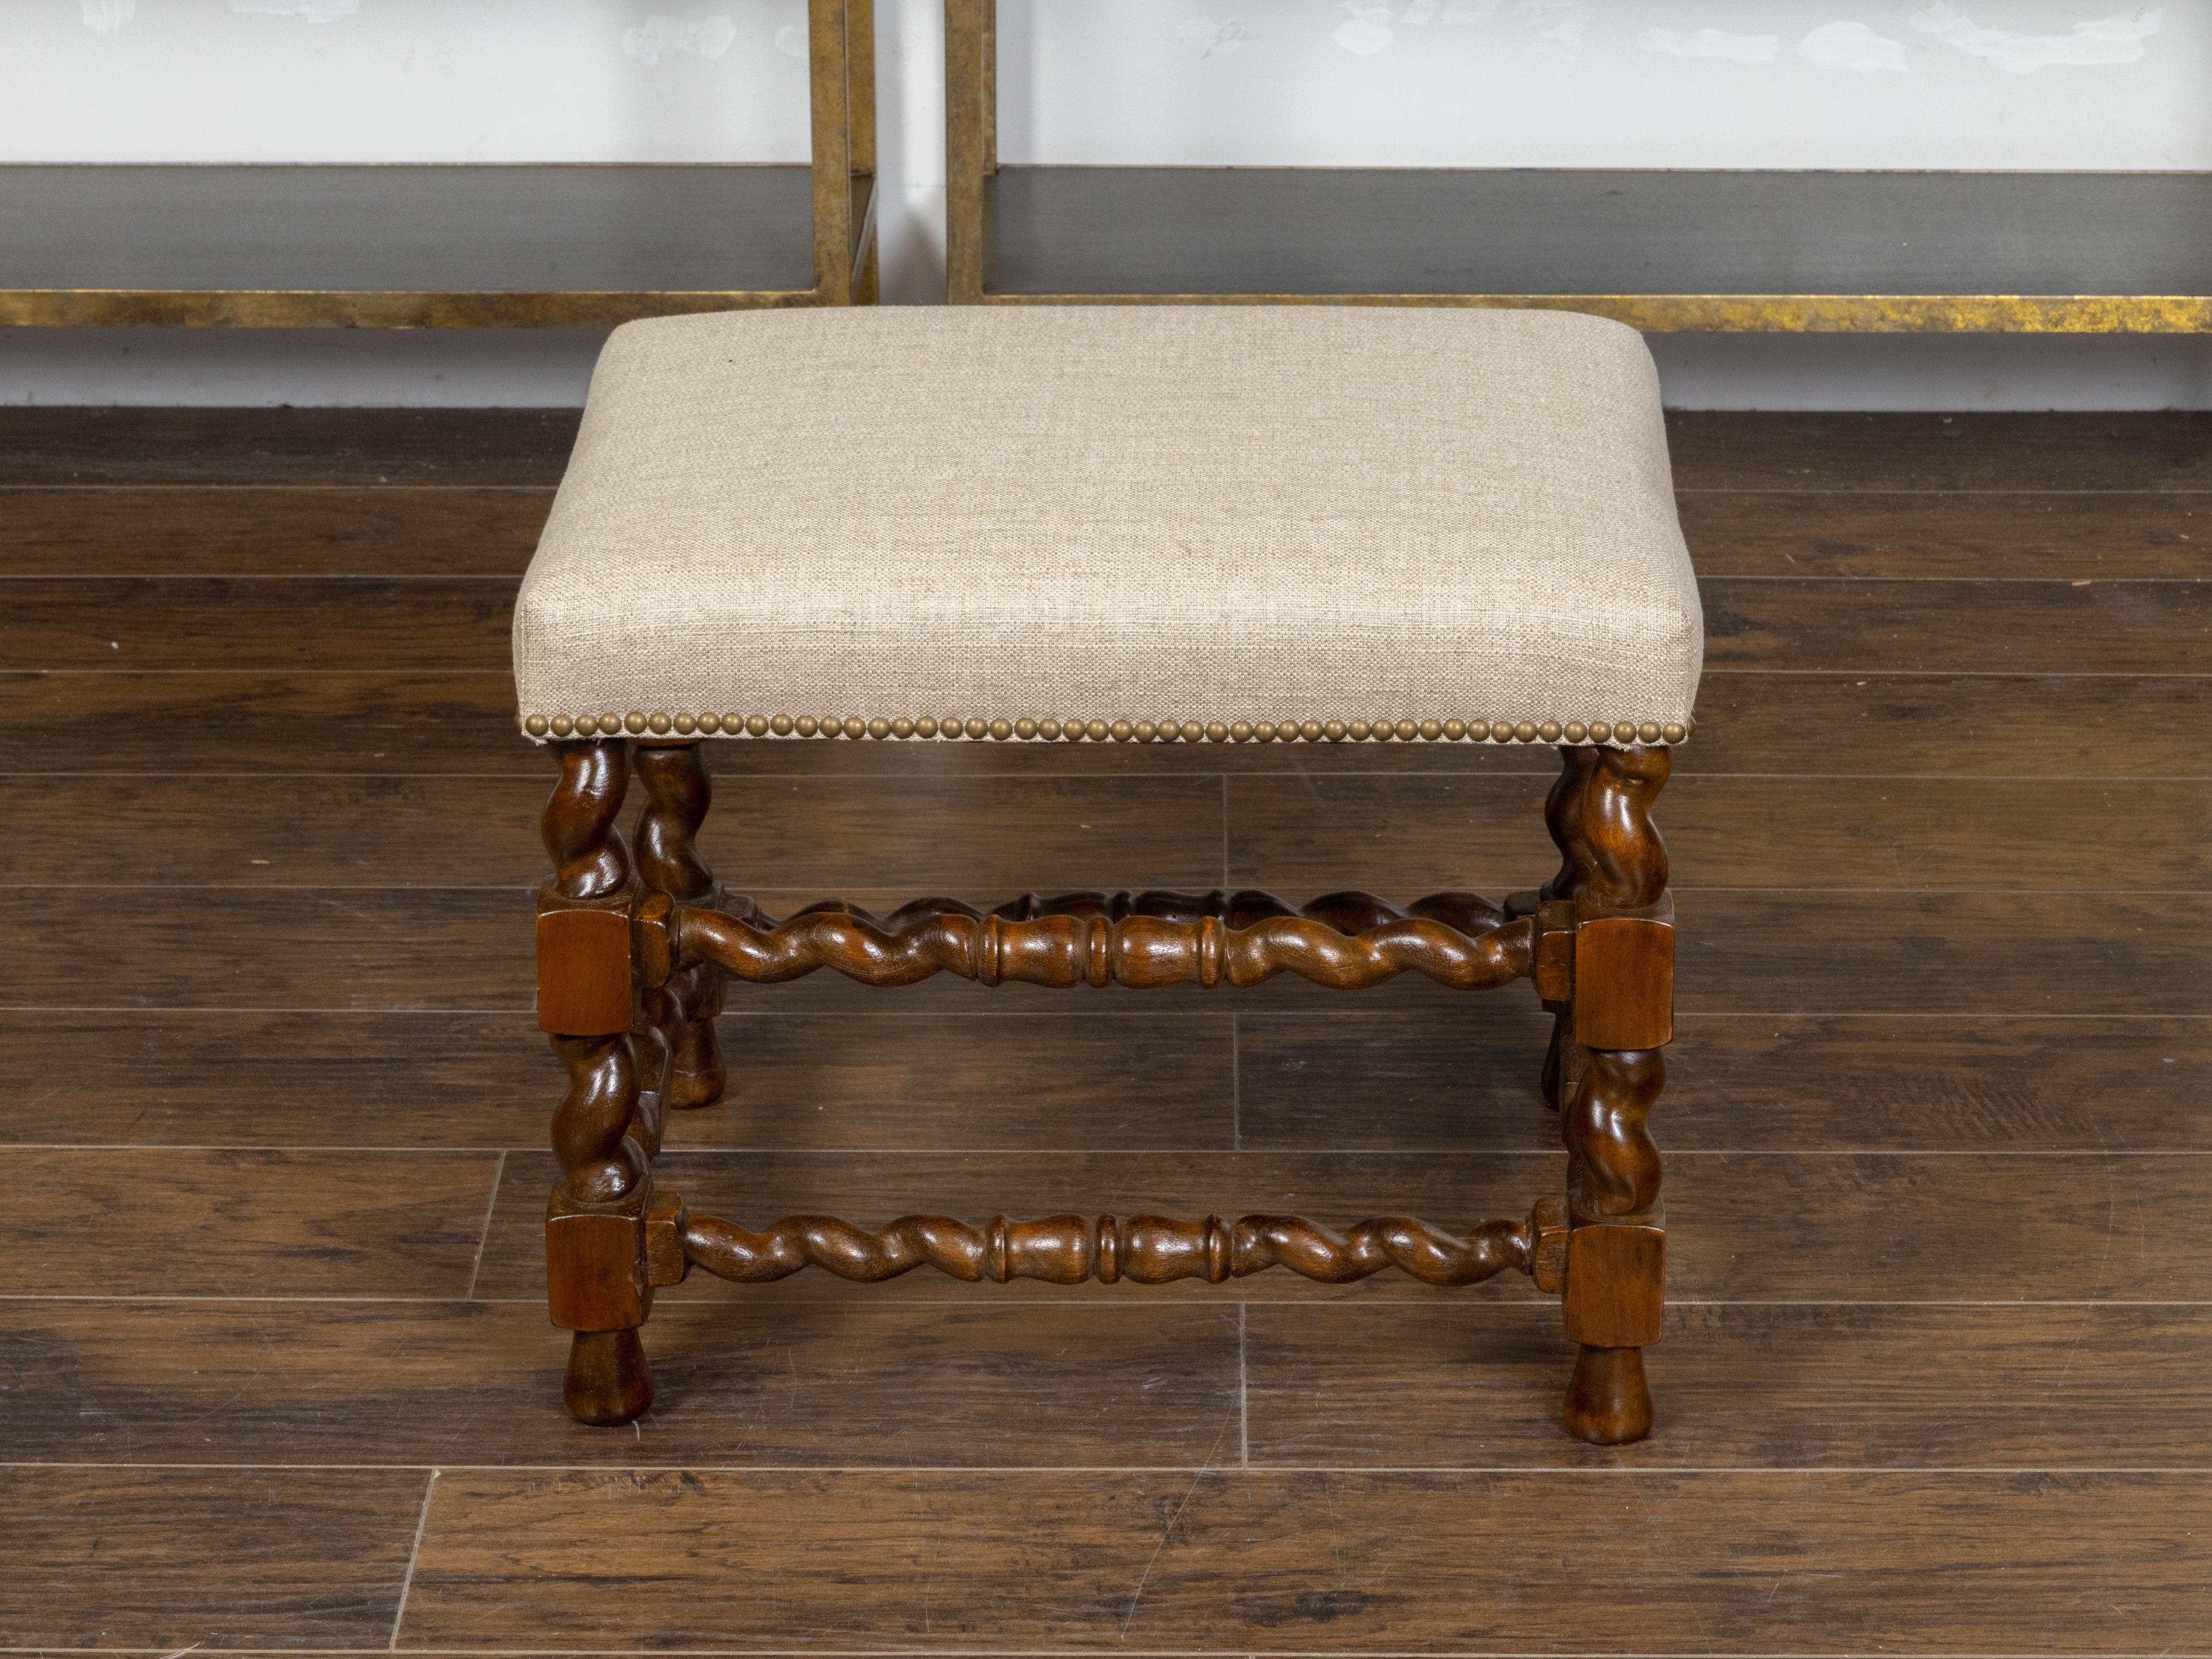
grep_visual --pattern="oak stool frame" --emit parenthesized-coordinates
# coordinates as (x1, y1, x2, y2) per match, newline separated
(535, 734, 1676, 1443)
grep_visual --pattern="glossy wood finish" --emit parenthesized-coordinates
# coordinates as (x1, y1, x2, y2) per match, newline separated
(682, 1206, 1538, 1286)
(10, 409, 2209, 1648)
(540, 710, 1668, 1441)
(680, 887, 1534, 990)
(536, 740, 655, 1420)
(633, 743, 729, 1108)
(559, 731, 1643, 1434)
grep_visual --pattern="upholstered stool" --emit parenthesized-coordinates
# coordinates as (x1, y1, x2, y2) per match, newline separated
(516, 307, 1700, 1444)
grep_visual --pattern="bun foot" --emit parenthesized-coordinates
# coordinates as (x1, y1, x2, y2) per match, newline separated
(565, 1328, 653, 1425)
(670, 1016, 727, 1109)
(1563, 1343, 1652, 1444)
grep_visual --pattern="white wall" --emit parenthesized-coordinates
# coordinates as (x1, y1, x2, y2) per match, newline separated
(1, 0, 2204, 407)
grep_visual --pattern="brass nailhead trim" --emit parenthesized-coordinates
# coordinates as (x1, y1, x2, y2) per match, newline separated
(519, 711, 1697, 745)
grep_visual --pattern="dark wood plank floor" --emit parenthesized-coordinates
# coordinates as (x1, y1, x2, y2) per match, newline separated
(2, 408, 2207, 1654)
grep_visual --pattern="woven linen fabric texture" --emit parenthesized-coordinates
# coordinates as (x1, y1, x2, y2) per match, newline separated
(512, 305, 1703, 734)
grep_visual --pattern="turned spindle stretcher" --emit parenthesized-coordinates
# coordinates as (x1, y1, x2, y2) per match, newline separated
(535, 735, 1674, 1444)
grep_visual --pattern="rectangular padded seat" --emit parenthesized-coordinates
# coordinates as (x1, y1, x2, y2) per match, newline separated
(514, 306, 1702, 748)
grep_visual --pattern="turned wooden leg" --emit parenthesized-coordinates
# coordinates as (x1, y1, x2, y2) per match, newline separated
(634, 742, 728, 1110)
(1539, 747, 1599, 1111)
(539, 739, 656, 1425)
(1558, 744, 1672, 1446)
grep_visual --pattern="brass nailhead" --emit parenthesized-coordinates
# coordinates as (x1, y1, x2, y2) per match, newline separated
(540, 709, 1700, 748)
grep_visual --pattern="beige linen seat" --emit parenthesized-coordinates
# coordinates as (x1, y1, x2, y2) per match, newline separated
(513, 306, 1702, 748)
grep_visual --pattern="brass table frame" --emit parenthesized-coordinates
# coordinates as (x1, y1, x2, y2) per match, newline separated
(2, 0, 875, 328)
(943, 0, 2208, 333)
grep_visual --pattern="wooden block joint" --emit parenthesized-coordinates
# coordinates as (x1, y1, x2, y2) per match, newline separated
(1533, 900, 1577, 1004)
(546, 1192, 651, 1332)
(1529, 1194, 1570, 1295)
(1572, 915, 1674, 1050)
(1563, 1220, 1666, 1349)
(633, 892, 677, 993)
(646, 1189, 690, 1288)
(537, 904, 635, 1036)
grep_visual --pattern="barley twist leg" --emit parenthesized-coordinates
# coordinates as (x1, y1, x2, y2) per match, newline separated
(634, 742, 728, 1109)
(1561, 744, 1672, 1446)
(1540, 746, 1599, 1112)
(540, 739, 654, 1425)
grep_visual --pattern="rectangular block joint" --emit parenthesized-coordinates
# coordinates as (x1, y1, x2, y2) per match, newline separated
(1573, 914, 1674, 1050)
(1533, 899, 1577, 1004)
(536, 905, 634, 1036)
(546, 1193, 652, 1331)
(1563, 1220, 1666, 1349)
